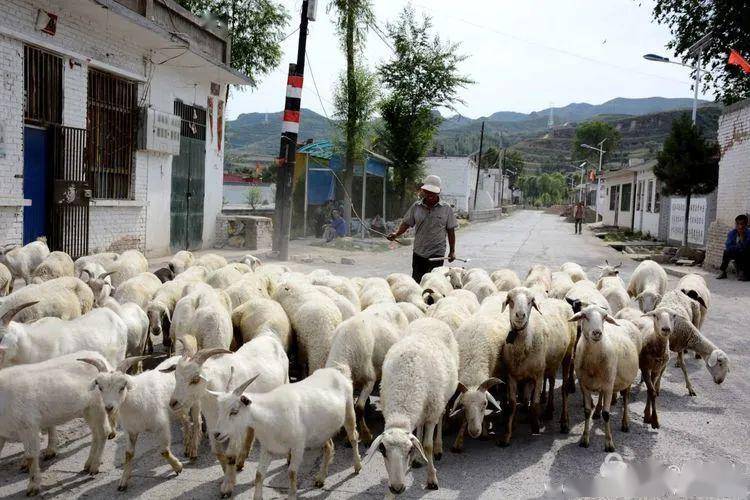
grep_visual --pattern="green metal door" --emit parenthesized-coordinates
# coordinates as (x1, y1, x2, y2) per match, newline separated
(170, 101, 206, 251)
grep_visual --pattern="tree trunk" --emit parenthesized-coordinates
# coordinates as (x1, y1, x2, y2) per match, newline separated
(682, 191, 691, 249)
(342, 3, 356, 235)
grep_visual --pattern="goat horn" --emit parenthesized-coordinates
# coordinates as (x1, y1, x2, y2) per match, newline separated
(78, 358, 110, 373)
(2, 301, 39, 326)
(232, 373, 260, 396)
(478, 377, 503, 392)
(192, 348, 232, 366)
(116, 356, 150, 373)
(100, 271, 118, 280)
(175, 337, 197, 357)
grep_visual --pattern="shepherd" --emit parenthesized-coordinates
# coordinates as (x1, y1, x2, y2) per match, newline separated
(387, 175, 458, 282)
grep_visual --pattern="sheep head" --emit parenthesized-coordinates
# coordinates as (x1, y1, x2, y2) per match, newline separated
(451, 379, 503, 439)
(208, 374, 260, 444)
(597, 260, 622, 280)
(636, 290, 662, 313)
(147, 302, 172, 347)
(365, 427, 428, 495)
(503, 287, 541, 333)
(167, 347, 231, 411)
(705, 349, 729, 385)
(569, 304, 618, 342)
(81, 356, 146, 414)
(642, 307, 679, 338)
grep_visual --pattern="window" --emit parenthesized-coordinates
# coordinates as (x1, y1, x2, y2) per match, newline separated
(24, 45, 63, 125)
(646, 180, 654, 213)
(620, 183, 632, 212)
(609, 184, 619, 211)
(87, 69, 138, 199)
(653, 181, 661, 213)
(636, 181, 643, 211)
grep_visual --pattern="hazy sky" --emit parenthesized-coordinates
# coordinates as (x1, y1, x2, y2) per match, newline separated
(225, 0, 711, 121)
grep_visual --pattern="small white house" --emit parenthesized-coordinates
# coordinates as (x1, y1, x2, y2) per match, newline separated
(425, 156, 505, 214)
(0, 0, 250, 257)
(600, 160, 662, 237)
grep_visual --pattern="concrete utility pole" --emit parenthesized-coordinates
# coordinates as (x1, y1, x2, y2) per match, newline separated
(273, 0, 314, 260)
(472, 121, 485, 211)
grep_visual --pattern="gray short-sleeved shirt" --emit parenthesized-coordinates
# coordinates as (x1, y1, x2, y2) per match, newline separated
(403, 200, 458, 258)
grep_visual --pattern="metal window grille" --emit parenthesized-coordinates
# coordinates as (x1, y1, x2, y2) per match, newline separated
(174, 100, 206, 140)
(24, 45, 63, 125)
(87, 69, 138, 199)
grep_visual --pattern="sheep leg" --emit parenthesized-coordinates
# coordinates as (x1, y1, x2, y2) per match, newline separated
(253, 447, 271, 500)
(343, 394, 362, 474)
(434, 413, 444, 460)
(677, 351, 697, 396)
(42, 427, 58, 460)
(601, 389, 615, 452)
(593, 393, 603, 420)
(236, 427, 255, 472)
(620, 388, 630, 433)
(0, 438, 5, 458)
(287, 446, 304, 500)
(423, 421, 439, 490)
(220, 449, 238, 498)
(530, 376, 543, 434)
(560, 370, 571, 434)
(314, 438, 334, 488)
(355, 380, 376, 445)
(118, 432, 139, 491)
(540, 377, 547, 405)
(642, 369, 654, 425)
(158, 424, 182, 476)
(566, 344, 577, 394)
(499, 377, 518, 447)
(186, 404, 202, 460)
(23, 429, 41, 496)
(579, 388, 593, 448)
(543, 375, 555, 421)
(451, 421, 467, 453)
(83, 405, 107, 475)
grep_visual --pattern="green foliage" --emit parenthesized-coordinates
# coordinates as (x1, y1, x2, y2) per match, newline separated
(481, 147, 500, 169)
(518, 172, 569, 207)
(327, 0, 373, 52)
(572, 121, 621, 165)
(332, 65, 379, 163)
(650, 1, 750, 104)
(376, 6, 471, 211)
(503, 150, 525, 188)
(175, 0, 288, 88)
(654, 114, 719, 197)
(246, 186, 262, 209)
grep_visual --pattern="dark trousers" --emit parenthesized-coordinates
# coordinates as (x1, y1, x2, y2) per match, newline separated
(412, 253, 443, 283)
(721, 247, 750, 273)
(574, 218, 583, 234)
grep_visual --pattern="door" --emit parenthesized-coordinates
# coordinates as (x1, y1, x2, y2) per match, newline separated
(23, 126, 49, 243)
(170, 101, 206, 251)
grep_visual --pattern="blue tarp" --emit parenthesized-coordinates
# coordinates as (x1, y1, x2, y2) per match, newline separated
(306, 153, 388, 206)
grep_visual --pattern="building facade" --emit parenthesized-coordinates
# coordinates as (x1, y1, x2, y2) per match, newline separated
(0, 0, 248, 257)
(600, 160, 662, 238)
(705, 98, 750, 267)
(425, 156, 507, 214)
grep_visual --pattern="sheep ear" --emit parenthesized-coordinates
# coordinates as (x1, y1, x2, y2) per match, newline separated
(457, 382, 469, 394)
(604, 314, 619, 325)
(2, 301, 38, 325)
(501, 296, 510, 312)
(168, 262, 176, 273)
(80, 269, 90, 282)
(569, 311, 585, 322)
(450, 393, 464, 415)
(364, 434, 384, 465)
(486, 391, 503, 412)
(240, 395, 251, 406)
(707, 350, 719, 368)
(531, 299, 542, 315)
(683, 290, 706, 309)
(159, 365, 177, 373)
(408, 434, 428, 463)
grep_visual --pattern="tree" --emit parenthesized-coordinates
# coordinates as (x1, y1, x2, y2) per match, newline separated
(482, 147, 500, 169)
(327, 0, 374, 232)
(650, 1, 750, 104)
(175, 0, 288, 88)
(572, 121, 621, 167)
(503, 150, 525, 188)
(246, 186, 262, 209)
(654, 113, 719, 248)
(377, 7, 472, 212)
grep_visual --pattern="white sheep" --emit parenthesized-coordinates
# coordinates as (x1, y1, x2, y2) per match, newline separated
(0, 302, 128, 369)
(595, 260, 623, 285)
(206, 264, 246, 290)
(99, 296, 149, 359)
(194, 253, 228, 272)
(254, 263, 292, 296)
(524, 264, 553, 295)
(550, 271, 575, 299)
(462, 267, 491, 285)
(462, 276, 499, 303)
(450, 313, 509, 452)
(169, 250, 194, 274)
(386, 273, 428, 312)
(426, 293, 475, 333)
(273, 281, 342, 374)
(490, 268, 522, 291)
(145, 279, 198, 353)
(397, 302, 426, 322)
(0, 262, 11, 296)
(231, 296, 292, 350)
(171, 283, 233, 353)
(224, 274, 270, 309)
(74, 252, 119, 278)
(108, 250, 149, 288)
(211, 367, 361, 499)
(498, 287, 577, 445)
(79, 355, 185, 491)
(359, 277, 396, 309)
(316, 284, 359, 320)
(30, 251, 74, 283)
(564, 279, 610, 312)
(325, 313, 402, 443)
(366, 317, 458, 493)
(237, 253, 262, 271)
(112, 272, 162, 309)
(0, 240, 49, 290)
(311, 273, 361, 310)
(0, 276, 94, 323)
(364, 302, 410, 331)
(0, 351, 112, 496)
(570, 304, 641, 452)
(601, 284, 631, 314)
(164, 336, 289, 497)
(420, 271, 453, 305)
(433, 266, 464, 288)
(477, 292, 508, 317)
(626, 260, 668, 312)
(173, 264, 210, 283)
(678, 273, 711, 329)
(559, 262, 587, 283)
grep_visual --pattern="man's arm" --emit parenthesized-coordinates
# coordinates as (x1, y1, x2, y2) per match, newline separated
(447, 228, 456, 262)
(726, 230, 739, 252)
(387, 222, 410, 241)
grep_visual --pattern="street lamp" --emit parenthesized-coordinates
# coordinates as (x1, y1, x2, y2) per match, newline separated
(576, 161, 587, 204)
(642, 33, 712, 125)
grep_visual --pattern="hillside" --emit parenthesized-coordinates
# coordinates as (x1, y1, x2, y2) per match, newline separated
(225, 108, 334, 155)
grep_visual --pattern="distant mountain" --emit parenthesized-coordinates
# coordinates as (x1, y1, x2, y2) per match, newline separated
(225, 108, 334, 155)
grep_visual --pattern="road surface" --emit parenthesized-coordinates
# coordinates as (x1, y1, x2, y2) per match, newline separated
(1, 210, 747, 498)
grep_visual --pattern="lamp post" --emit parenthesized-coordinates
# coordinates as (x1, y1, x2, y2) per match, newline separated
(580, 141, 606, 218)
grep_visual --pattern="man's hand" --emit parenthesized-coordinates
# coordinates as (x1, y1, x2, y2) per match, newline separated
(387, 232, 397, 241)
(447, 251, 456, 262)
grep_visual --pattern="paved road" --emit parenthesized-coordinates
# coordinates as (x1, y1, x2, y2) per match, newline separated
(1, 211, 748, 498)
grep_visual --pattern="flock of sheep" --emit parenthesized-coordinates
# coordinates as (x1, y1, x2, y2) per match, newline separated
(0, 240, 730, 498)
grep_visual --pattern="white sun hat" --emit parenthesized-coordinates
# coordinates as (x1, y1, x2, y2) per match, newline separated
(421, 175, 442, 194)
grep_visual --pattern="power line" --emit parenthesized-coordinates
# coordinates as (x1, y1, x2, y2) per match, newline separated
(370, 20, 394, 52)
(304, 52, 333, 122)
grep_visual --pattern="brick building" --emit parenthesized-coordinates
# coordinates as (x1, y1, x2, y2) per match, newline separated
(705, 98, 750, 268)
(0, 0, 249, 257)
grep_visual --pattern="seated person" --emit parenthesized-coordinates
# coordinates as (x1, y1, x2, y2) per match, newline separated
(323, 210, 348, 242)
(370, 214, 386, 236)
(717, 214, 750, 281)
